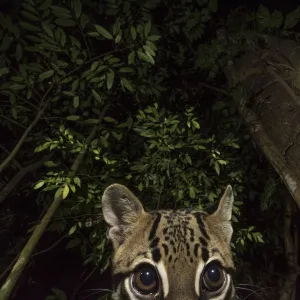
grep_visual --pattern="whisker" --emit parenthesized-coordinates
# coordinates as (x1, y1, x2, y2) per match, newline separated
(237, 283, 262, 288)
(235, 286, 266, 300)
(80, 288, 113, 293)
(79, 290, 111, 300)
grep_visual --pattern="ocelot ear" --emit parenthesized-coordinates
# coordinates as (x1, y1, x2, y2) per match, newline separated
(102, 184, 145, 248)
(210, 185, 234, 244)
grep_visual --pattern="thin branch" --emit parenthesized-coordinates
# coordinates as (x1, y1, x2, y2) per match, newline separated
(32, 234, 67, 257)
(0, 99, 113, 300)
(65, 44, 139, 78)
(15, 94, 39, 110)
(76, 19, 91, 60)
(0, 84, 53, 174)
(0, 115, 26, 129)
(70, 265, 99, 300)
(0, 145, 22, 170)
(0, 152, 54, 204)
(199, 82, 231, 97)
(0, 256, 18, 281)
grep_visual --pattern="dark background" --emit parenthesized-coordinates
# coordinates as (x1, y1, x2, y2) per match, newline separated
(0, 0, 299, 299)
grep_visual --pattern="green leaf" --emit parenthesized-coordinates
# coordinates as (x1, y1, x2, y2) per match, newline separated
(55, 18, 76, 27)
(20, 10, 40, 21)
(214, 161, 220, 175)
(100, 136, 108, 148)
(147, 35, 160, 41)
(66, 238, 81, 249)
(34, 181, 45, 189)
(74, 177, 81, 187)
(208, 0, 218, 13)
(119, 67, 134, 73)
(44, 161, 57, 167)
(87, 31, 99, 37)
(10, 84, 26, 90)
(0, 34, 11, 52)
(189, 186, 196, 199)
(69, 225, 77, 235)
(104, 117, 117, 123)
(92, 89, 101, 103)
(52, 288, 67, 300)
(144, 22, 151, 37)
(80, 14, 89, 29)
(106, 69, 115, 90)
(69, 184, 76, 193)
(143, 45, 155, 57)
(94, 25, 113, 39)
(0, 67, 9, 77)
(127, 117, 133, 129)
(20, 22, 41, 32)
(86, 119, 99, 124)
(63, 184, 69, 199)
(192, 120, 200, 129)
(66, 115, 80, 120)
(128, 51, 135, 64)
(73, 96, 79, 108)
(121, 78, 134, 92)
(72, 0, 82, 19)
(130, 26, 136, 40)
(284, 7, 300, 29)
(113, 18, 120, 35)
(185, 154, 192, 165)
(42, 22, 54, 38)
(71, 79, 79, 91)
(271, 10, 283, 28)
(38, 0, 52, 10)
(115, 32, 122, 44)
(39, 70, 54, 80)
(138, 51, 155, 65)
(51, 5, 71, 17)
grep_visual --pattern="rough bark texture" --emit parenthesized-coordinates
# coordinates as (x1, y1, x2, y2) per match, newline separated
(224, 37, 300, 210)
(279, 191, 298, 300)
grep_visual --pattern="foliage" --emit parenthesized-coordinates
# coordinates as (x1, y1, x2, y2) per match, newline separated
(1, 0, 299, 299)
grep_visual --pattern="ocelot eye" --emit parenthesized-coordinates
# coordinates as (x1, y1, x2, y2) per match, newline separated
(131, 264, 159, 295)
(202, 262, 226, 292)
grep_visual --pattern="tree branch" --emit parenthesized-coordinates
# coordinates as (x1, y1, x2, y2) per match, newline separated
(0, 84, 53, 174)
(0, 115, 26, 129)
(0, 145, 22, 170)
(0, 100, 113, 300)
(0, 153, 54, 204)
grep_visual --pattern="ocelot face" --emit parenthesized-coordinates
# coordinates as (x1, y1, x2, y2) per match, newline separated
(102, 184, 235, 300)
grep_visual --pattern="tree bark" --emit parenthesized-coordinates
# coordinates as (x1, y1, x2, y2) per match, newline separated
(0, 101, 112, 300)
(279, 190, 298, 300)
(224, 37, 300, 211)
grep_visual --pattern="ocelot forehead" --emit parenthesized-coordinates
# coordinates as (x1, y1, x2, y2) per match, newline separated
(112, 209, 233, 276)
(149, 210, 211, 265)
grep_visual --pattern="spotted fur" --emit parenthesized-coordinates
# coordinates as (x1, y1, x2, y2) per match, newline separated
(102, 184, 235, 300)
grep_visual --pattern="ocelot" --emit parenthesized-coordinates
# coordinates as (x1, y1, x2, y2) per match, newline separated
(102, 184, 235, 300)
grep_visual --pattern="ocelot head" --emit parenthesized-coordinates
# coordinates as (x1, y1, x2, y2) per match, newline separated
(102, 184, 235, 300)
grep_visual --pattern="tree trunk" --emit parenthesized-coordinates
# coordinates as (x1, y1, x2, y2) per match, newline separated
(224, 36, 300, 211)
